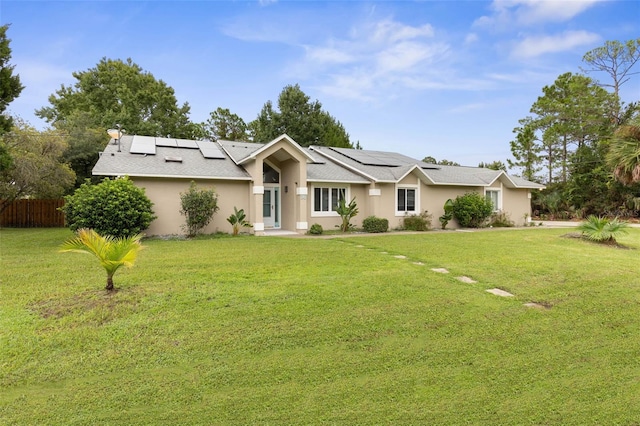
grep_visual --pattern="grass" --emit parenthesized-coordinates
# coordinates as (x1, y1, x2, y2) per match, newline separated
(2, 227, 640, 424)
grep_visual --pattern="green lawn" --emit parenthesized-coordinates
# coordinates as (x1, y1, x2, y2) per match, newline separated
(2, 228, 639, 424)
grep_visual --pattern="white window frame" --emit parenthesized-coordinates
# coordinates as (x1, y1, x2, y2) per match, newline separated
(311, 185, 349, 217)
(396, 185, 419, 216)
(485, 189, 502, 212)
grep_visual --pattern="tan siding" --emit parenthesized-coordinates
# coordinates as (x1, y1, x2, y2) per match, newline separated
(502, 188, 531, 225)
(422, 186, 479, 229)
(132, 177, 250, 236)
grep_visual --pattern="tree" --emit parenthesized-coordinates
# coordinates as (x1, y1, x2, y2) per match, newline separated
(179, 181, 219, 237)
(582, 39, 640, 122)
(528, 72, 616, 183)
(422, 156, 437, 164)
(0, 119, 75, 214)
(477, 160, 507, 171)
(508, 122, 542, 181)
(36, 58, 195, 139)
(249, 84, 352, 148)
(0, 25, 24, 135)
(60, 228, 144, 291)
(606, 115, 640, 185)
(202, 107, 248, 141)
(61, 177, 156, 238)
(58, 111, 110, 186)
(335, 197, 358, 232)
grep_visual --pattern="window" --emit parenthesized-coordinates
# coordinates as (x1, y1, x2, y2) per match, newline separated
(313, 187, 346, 214)
(485, 189, 500, 211)
(397, 188, 416, 213)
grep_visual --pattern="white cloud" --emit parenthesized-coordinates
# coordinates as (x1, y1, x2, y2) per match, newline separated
(511, 30, 600, 58)
(474, 0, 603, 29)
(465, 33, 479, 45)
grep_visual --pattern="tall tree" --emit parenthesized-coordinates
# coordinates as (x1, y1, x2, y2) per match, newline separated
(582, 39, 640, 122)
(36, 58, 195, 139)
(58, 111, 109, 186)
(249, 84, 352, 148)
(508, 121, 542, 182)
(0, 119, 75, 214)
(203, 107, 248, 141)
(529, 72, 616, 183)
(0, 25, 24, 135)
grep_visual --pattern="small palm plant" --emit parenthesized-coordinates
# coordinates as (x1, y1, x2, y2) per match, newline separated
(60, 228, 144, 291)
(336, 197, 358, 232)
(226, 207, 252, 236)
(576, 215, 629, 245)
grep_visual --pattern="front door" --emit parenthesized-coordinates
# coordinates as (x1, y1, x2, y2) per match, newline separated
(263, 186, 280, 228)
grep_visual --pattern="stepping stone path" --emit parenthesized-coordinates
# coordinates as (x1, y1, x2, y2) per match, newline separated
(341, 241, 540, 308)
(486, 288, 514, 297)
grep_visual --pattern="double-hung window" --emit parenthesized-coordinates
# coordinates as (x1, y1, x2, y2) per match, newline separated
(397, 187, 417, 214)
(485, 189, 500, 211)
(313, 186, 346, 215)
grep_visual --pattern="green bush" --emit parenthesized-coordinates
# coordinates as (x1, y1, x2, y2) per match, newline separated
(180, 181, 219, 237)
(488, 211, 514, 227)
(402, 211, 432, 231)
(362, 216, 388, 233)
(61, 177, 156, 238)
(309, 223, 323, 235)
(452, 193, 493, 228)
(577, 215, 629, 244)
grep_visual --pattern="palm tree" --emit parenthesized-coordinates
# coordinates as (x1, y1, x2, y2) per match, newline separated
(60, 228, 144, 291)
(606, 117, 640, 185)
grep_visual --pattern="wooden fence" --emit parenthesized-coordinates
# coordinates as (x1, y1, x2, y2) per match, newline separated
(0, 199, 66, 228)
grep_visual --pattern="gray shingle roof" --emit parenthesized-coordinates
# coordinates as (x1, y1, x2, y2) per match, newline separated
(311, 145, 544, 188)
(93, 134, 544, 189)
(93, 135, 251, 180)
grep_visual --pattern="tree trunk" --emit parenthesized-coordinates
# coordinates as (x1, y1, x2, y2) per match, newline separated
(106, 275, 114, 291)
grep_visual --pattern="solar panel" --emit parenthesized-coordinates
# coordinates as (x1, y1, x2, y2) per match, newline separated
(130, 136, 156, 155)
(156, 137, 177, 147)
(177, 139, 199, 148)
(197, 141, 225, 159)
(331, 148, 401, 166)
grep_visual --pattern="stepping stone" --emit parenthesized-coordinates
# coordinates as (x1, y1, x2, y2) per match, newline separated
(456, 276, 477, 284)
(413, 262, 424, 265)
(355, 245, 365, 248)
(486, 288, 514, 297)
(524, 302, 549, 309)
(431, 268, 449, 274)
(394, 255, 407, 259)
(380, 251, 388, 254)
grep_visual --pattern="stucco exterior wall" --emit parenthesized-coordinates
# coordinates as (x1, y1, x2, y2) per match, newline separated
(132, 177, 250, 236)
(502, 188, 532, 226)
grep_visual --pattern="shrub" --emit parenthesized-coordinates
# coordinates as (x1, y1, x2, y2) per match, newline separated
(227, 207, 252, 236)
(402, 211, 432, 231)
(309, 223, 323, 235)
(488, 211, 514, 227)
(362, 216, 388, 233)
(577, 215, 629, 244)
(61, 177, 156, 238)
(439, 199, 454, 229)
(336, 197, 358, 232)
(452, 192, 493, 228)
(180, 181, 219, 237)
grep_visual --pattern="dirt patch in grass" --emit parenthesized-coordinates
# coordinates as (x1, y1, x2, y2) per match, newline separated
(561, 232, 633, 249)
(29, 288, 145, 324)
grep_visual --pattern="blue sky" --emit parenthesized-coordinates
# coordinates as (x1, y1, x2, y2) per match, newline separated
(2, 0, 639, 166)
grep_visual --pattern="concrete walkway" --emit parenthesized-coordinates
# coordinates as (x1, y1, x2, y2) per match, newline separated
(538, 220, 640, 228)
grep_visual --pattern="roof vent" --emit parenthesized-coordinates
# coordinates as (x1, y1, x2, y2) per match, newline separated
(164, 156, 183, 163)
